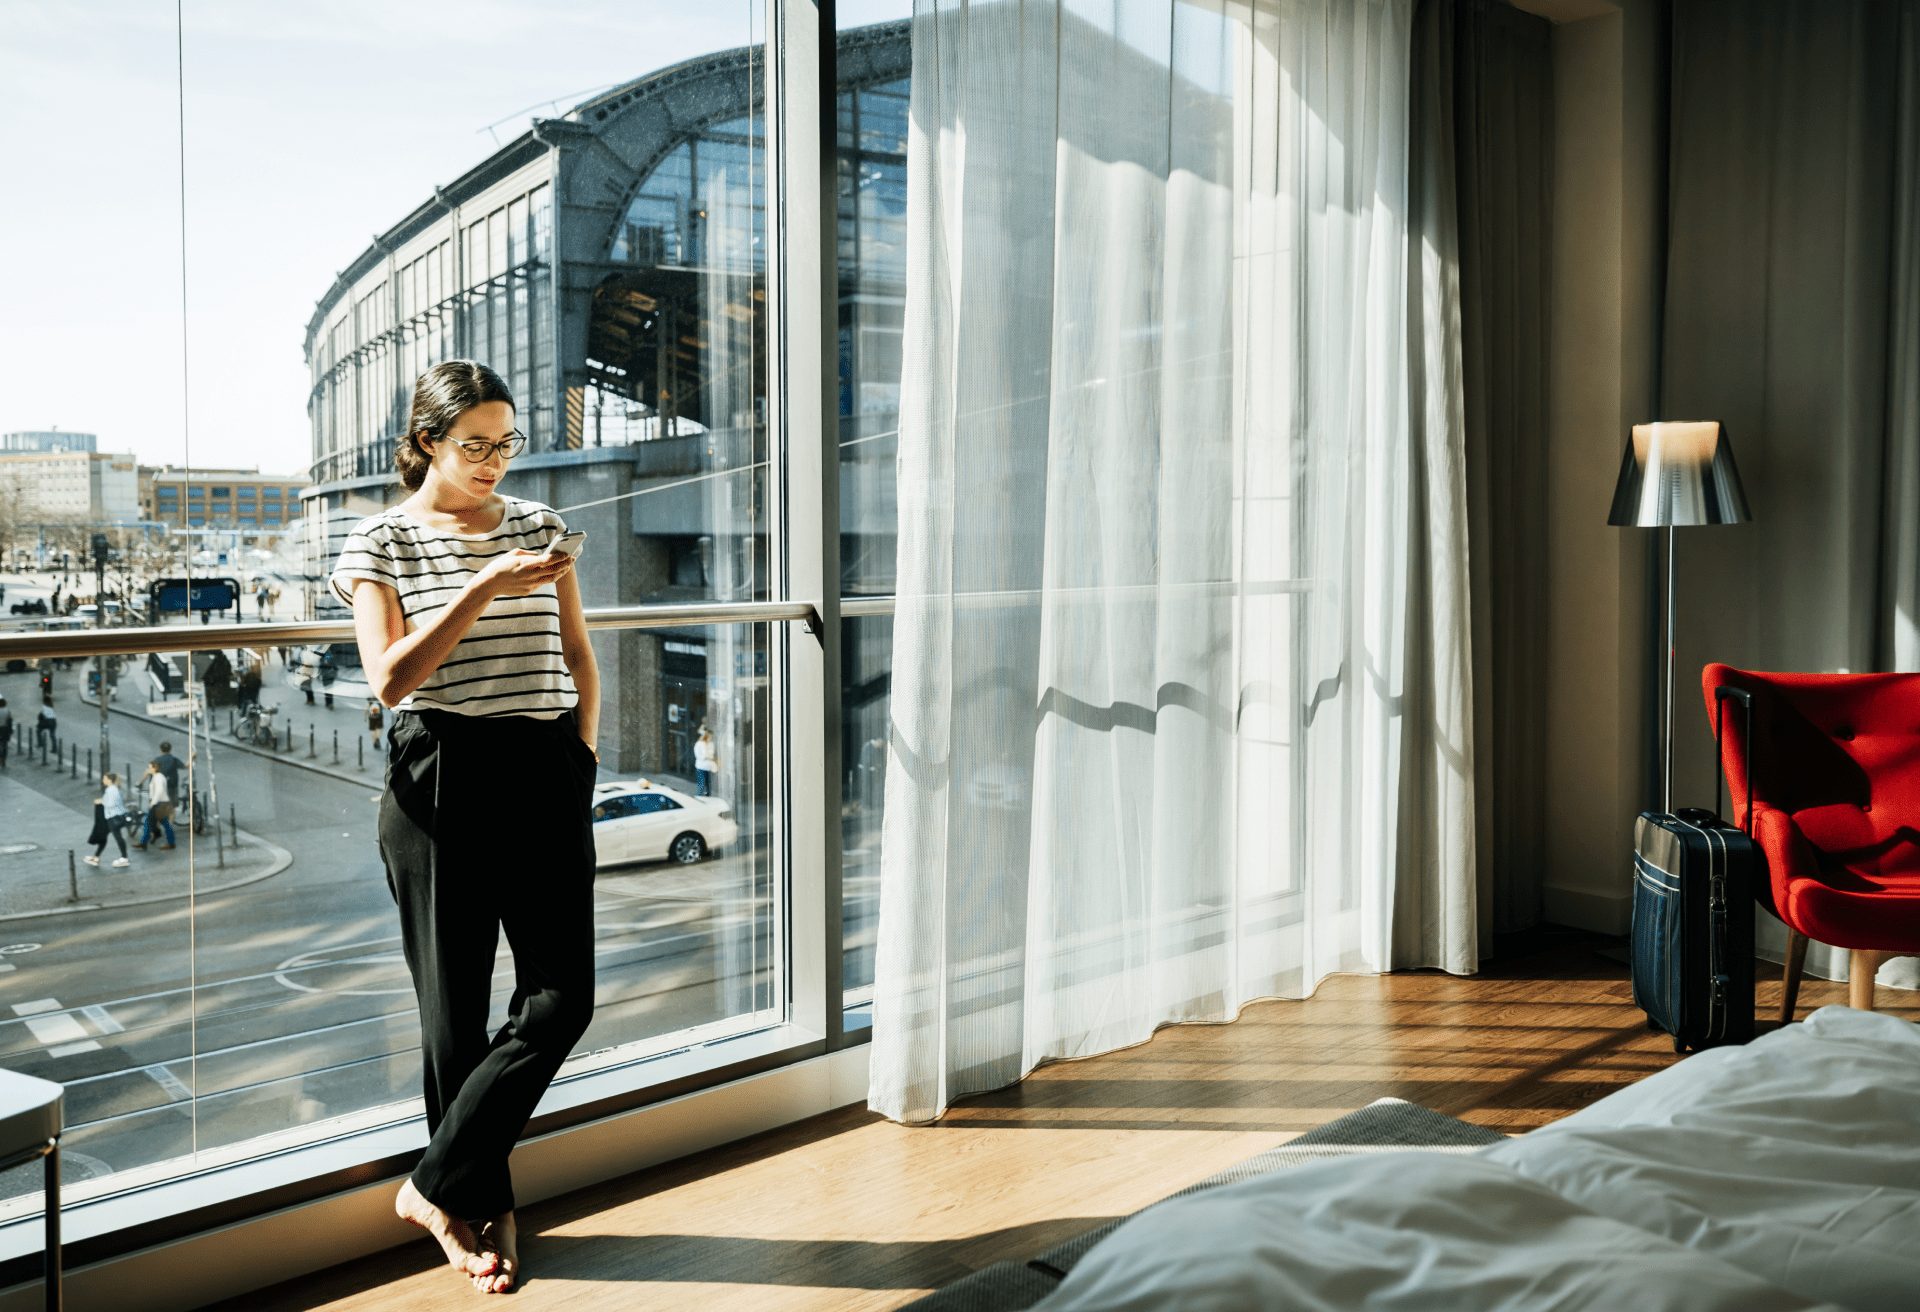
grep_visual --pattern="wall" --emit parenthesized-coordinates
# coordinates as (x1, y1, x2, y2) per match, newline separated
(1539, 0, 1662, 932)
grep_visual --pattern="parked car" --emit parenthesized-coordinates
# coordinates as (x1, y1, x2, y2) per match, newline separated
(590, 779, 738, 869)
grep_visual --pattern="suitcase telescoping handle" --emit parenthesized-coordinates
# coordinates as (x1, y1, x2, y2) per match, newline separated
(1714, 685, 1755, 835)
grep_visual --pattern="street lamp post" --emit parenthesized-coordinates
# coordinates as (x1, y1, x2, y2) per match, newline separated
(92, 532, 110, 788)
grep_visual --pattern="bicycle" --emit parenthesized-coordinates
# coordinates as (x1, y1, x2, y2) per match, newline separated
(233, 700, 279, 747)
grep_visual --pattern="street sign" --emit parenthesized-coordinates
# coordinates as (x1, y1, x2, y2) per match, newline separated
(147, 696, 200, 719)
(151, 577, 240, 613)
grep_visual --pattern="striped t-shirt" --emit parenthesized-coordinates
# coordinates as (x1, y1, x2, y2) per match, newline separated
(328, 496, 578, 719)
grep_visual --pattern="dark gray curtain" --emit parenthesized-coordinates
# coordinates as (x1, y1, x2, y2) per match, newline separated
(1414, 0, 1554, 939)
(1663, 0, 1920, 985)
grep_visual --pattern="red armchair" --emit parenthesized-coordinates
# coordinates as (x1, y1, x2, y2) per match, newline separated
(1701, 664, 1920, 1019)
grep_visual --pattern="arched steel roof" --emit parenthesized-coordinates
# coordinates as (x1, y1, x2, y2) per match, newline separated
(304, 19, 911, 355)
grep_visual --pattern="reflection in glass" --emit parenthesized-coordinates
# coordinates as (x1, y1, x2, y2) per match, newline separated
(0, 619, 774, 1216)
(836, 10, 913, 1006)
(2, 1, 807, 1223)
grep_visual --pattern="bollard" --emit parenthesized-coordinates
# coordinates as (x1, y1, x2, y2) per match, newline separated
(358, 736, 364, 769)
(215, 812, 226, 869)
(309, 724, 315, 758)
(228, 803, 237, 844)
(332, 728, 339, 763)
(69, 744, 76, 778)
(68, 850, 78, 903)
(228, 708, 233, 734)
(87, 748, 93, 777)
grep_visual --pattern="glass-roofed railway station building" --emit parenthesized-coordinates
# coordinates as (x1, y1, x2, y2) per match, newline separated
(301, 20, 906, 781)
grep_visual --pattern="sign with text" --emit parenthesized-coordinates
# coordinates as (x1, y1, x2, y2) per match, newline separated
(151, 577, 240, 614)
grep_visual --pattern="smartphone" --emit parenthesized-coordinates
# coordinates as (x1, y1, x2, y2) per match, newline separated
(545, 529, 587, 560)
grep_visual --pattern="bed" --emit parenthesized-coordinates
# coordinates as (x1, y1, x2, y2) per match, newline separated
(931, 1007, 1920, 1311)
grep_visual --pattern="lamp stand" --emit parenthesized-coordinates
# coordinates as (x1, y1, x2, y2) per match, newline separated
(1663, 523, 1675, 816)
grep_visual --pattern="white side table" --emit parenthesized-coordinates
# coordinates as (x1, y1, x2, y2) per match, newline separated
(0, 1068, 62, 1311)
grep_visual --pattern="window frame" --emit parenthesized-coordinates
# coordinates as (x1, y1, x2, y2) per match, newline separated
(0, 1, 859, 1287)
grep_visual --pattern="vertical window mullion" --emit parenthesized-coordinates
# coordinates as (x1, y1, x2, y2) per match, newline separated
(768, 0, 845, 1050)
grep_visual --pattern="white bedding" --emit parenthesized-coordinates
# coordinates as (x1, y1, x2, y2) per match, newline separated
(1034, 1007, 1920, 1312)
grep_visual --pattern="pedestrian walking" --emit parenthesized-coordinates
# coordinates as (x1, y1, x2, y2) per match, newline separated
(151, 740, 184, 803)
(35, 698, 56, 754)
(331, 359, 599, 1295)
(86, 772, 131, 868)
(319, 647, 338, 708)
(694, 724, 718, 796)
(366, 696, 386, 754)
(0, 695, 11, 768)
(133, 762, 176, 851)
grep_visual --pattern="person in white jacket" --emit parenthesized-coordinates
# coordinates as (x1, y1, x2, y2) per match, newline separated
(694, 724, 719, 796)
(135, 761, 175, 851)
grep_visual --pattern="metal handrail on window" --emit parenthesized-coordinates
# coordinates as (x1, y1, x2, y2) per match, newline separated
(0, 583, 1301, 660)
(0, 600, 824, 662)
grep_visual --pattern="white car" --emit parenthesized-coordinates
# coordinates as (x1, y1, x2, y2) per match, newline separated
(591, 779, 738, 869)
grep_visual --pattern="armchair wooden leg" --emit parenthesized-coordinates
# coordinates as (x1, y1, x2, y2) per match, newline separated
(1849, 949, 1892, 1012)
(1781, 930, 1809, 1024)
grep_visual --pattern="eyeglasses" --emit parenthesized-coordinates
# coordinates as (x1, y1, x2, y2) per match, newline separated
(440, 431, 528, 462)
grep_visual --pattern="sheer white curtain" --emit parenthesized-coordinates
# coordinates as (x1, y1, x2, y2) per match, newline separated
(871, 0, 1476, 1124)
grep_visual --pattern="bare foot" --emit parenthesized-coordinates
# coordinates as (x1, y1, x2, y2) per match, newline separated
(395, 1178, 500, 1281)
(472, 1212, 518, 1294)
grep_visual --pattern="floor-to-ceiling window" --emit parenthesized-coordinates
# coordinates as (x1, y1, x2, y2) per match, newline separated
(0, 3, 870, 1261)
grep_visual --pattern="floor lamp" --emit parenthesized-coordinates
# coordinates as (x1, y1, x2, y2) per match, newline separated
(1607, 420, 1751, 815)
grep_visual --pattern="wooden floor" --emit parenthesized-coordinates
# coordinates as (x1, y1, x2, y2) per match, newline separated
(231, 936, 1919, 1311)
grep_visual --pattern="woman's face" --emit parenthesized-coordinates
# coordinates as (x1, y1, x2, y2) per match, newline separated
(420, 399, 518, 500)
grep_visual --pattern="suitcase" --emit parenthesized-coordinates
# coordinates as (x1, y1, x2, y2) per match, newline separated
(1630, 687, 1758, 1052)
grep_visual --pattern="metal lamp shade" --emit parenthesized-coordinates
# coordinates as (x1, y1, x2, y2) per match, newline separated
(1606, 420, 1752, 527)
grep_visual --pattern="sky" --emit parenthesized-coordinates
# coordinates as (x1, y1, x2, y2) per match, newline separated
(0, 0, 910, 477)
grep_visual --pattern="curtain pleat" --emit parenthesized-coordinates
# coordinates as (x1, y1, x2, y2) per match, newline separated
(1439, 0, 1553, 935)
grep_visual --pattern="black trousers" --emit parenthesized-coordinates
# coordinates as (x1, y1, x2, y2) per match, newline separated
(379, 708, 598, 1219)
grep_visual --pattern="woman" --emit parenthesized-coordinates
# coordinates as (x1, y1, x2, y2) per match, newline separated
(85, 772, 130, 868)
(134, 761, 174, 852)
(694, 724, 719, 797)
(331, 360, 598, 1295)
(365, 696, 386, 755)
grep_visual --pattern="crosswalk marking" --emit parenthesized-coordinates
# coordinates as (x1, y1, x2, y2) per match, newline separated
(81, 1004, 124, 1035)
(143, 1064, 193, 1102)
(12, 997, 103, 1056)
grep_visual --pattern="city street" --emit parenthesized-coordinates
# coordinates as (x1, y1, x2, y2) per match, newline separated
(0, 661, 786, 1209)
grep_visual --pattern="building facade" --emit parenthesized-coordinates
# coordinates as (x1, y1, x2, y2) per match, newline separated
(0, 449, 139, 522)
(2, 429, 99, 453)
(300, 19, 908, 784)
(143, 466, 306, 531)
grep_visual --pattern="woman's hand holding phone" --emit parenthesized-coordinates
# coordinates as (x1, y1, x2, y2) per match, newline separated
(478, 547, 573, 598)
